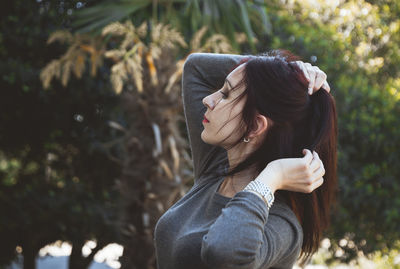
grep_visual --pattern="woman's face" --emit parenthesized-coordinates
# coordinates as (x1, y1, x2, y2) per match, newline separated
(201, 63, 247, 147)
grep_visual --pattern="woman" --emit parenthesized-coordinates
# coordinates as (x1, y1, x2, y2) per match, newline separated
(154, 49, 337, 269)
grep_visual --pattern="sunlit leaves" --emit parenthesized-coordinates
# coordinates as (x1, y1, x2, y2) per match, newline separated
(265, 0, 400, 264)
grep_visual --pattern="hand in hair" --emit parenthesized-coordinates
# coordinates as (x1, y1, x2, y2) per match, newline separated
(294, 61, 330, 95)
(254, 149, 325, 194)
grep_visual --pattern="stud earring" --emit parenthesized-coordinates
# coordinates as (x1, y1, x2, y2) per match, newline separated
(243, 137, 250, 143)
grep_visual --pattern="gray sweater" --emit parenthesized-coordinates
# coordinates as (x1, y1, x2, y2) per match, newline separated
(153, 53, 303, 269)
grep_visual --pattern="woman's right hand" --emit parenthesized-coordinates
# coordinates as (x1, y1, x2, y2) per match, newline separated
(294, 61, 330, 95)
(255, 149, 325, 193)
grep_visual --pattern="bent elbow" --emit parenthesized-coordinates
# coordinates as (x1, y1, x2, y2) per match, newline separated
(183, 53, 201, 73)
(181, 53, 200, 96)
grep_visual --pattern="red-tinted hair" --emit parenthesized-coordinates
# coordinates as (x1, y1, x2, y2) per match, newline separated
(204, 49, 338, 266)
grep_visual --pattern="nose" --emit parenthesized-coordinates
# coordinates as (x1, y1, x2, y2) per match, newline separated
(202, 91, 220, 110)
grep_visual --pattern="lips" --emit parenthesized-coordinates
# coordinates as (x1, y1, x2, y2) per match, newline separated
(203, 115, 210, 123)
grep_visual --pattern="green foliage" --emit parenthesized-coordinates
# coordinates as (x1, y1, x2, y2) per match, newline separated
(0, 0, 122, 268)
(261, 0, 400, 264)
(71, 0, 270, 52)
(369, 244, 400, 269)
(310, 239, 400, 268)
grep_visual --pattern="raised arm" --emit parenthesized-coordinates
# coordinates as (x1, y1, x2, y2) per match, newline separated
(181, 53, 249, 185)
(201, 191, 303, 268)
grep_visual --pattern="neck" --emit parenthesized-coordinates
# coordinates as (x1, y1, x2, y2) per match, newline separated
(225, 141, 259, 190)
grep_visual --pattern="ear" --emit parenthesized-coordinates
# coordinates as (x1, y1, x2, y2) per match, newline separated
(249, 114, 269, 138)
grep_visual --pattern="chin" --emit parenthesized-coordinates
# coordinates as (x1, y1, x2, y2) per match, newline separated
(201, 130, 216, 145)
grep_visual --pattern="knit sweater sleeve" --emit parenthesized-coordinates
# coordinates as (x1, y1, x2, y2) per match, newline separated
(201, 191, 303, 269)
(181, 52, 249, 184)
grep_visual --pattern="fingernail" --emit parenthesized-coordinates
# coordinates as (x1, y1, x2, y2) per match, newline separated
(308, 87, 313, 95)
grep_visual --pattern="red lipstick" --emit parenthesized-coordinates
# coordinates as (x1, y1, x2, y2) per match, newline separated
(203, 115, 210, 123)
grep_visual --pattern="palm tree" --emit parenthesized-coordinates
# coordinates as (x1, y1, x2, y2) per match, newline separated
(71, 0, 272, 52)
(41, 20, 235, 268)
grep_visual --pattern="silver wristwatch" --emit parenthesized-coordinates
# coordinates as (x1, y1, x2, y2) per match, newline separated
(243, 180, 275, 209)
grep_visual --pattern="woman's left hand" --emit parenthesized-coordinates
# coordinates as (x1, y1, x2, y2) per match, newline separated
(294, 61, 330, 95)
(255, 149, 325, 193)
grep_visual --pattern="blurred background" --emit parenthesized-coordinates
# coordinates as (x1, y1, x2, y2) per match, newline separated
(0, 0, 399, 268)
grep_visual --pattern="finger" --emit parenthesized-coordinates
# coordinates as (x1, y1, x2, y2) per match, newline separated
(313, 67, 327, 90)
(302, 175, 323, 193)
(302, 149, 313, 165)
(322, 81, 331, 93)
(294, 61, 313, 95)
(304, 63, 316, 94)
(311, 163, 326, 182)
(309, 152, 321, 172)
(296, 61, 311, 83)
(310, 177, 324, 192)
(313, 151, 325, 170)
(311, 151, 325, 171)
(313, 150, 319, 159)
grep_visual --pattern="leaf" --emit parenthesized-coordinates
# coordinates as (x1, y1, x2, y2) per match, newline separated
(40, 60, 61, 89)
(61, 59, 72, 87)
(190, 26, 208, 50)
(110, 61, 127, 94)
(74, 54, 86, 79)
(72, 1, 150, 33)
(237, 0, 255, 42)
(145, 50, 158, 86)
(47, 30, 74, 45)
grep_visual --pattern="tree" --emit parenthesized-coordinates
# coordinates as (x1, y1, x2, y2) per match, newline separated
(261, 0, 400, 264)
(70, 0, 272, 52)
(0, 1, 121, 268)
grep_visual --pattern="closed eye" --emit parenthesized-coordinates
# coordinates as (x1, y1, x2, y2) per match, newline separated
(220, 90, 229, 99)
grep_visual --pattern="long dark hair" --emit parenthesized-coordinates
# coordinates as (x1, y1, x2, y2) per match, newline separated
(203, 49, 338, 266)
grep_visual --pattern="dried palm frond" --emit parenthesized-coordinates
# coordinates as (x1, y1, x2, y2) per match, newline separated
(61, 58, 73, 86)
(104, 49, 126, 62)
(40, 60, 61, 89)
(146, 49, 158, 86)
(199, 34, 234, 53)
(150, 23, 187, 59)
(164, 59, 185, 94)
(190, 26, 209, 51)
(110, 61, 128, 95)
(168, 136, 180, 173)
(40, 31, 104, 89)
(102, 21, 132, 37)
(126, 51, 144, 93)
(47, 30, 74, 44)
(159, 159, 173, 180)
(103, 20, 187, 94)
(73, 52, 86, 79)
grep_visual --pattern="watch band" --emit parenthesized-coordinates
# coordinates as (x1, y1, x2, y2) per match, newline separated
(243, 180, 275, 209)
